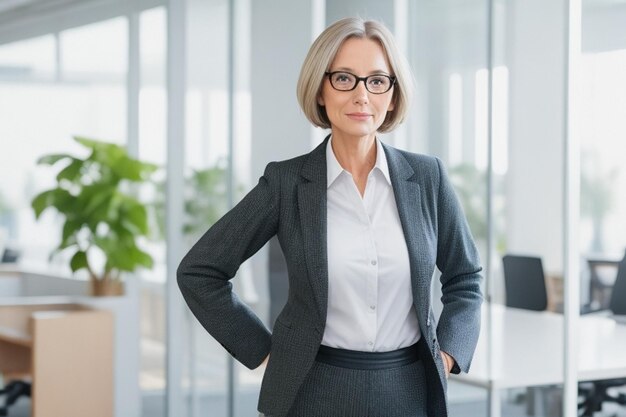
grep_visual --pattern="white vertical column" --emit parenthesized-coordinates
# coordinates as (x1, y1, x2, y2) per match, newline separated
(505, 0, 566, 272)
(165, 0, 187, 416)
(392, 0, 408, 149)
(487, 1, 496, 416)
(462, 69, 476, 164)
(54, 32, 62, 83)
(127, 12, 140, 157)
(122, 13, 142, 417)
(564, 0, 581, 415)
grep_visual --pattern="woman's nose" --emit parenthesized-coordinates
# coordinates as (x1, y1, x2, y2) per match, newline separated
(352, 80, 369, 104)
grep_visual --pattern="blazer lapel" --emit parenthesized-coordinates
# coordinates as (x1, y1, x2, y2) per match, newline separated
(382, 143, 431, 312)
(297, 137, 330, 323)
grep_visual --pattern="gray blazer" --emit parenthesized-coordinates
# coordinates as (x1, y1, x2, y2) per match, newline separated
(177, 136, 483, 417)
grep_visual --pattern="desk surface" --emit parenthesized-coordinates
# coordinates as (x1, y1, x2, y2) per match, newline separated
(454, 304, 626, 389)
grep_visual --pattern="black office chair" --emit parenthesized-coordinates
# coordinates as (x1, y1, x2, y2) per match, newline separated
(579, 252, 626, 416)
(0, 380, 31, 416)
(587, 258, 620, 311)
(502, 254, 548, 311)
(503, 254, 600, 314)
(608, 253, 626, 315)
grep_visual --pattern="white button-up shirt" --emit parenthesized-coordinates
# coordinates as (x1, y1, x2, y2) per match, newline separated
(322, 136, 421, 352)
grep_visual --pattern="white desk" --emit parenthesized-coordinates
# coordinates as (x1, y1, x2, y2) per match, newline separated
(452, 304, 626, 416)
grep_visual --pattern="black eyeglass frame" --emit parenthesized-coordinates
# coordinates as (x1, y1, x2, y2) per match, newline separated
(324, 71, 396, 94)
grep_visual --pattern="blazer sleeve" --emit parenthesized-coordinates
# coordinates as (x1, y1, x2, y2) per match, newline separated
(177, 162, 280, 370)
(433, 157, 483, 374)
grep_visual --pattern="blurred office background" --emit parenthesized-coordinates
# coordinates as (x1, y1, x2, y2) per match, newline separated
(0, 0, 625, 416)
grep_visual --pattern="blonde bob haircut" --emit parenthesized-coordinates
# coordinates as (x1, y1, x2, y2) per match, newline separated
(297, 17, 414, 133)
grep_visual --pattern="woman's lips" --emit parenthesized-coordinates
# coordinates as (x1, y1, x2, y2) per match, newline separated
(346, 113, 372, 121)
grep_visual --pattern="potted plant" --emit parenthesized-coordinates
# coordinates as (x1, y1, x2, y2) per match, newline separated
(31, 136, 157, 296)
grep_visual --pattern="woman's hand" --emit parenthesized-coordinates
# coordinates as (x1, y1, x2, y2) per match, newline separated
(441, 351, 454, 378)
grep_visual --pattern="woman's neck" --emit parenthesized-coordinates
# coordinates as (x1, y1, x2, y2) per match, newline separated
(330, 132, 377, 179)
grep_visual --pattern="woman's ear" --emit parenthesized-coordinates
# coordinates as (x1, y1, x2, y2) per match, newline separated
(317, 94, 325, 106)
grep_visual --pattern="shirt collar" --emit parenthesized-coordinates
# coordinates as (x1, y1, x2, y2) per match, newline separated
(326, 135, 392, 189)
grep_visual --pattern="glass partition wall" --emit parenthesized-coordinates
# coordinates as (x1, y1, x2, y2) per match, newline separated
(181, 0, 260, 416)
(577, 2, 626, 417)
(489, 1, 568, 416)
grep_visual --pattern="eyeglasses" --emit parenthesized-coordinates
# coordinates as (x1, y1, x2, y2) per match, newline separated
(325, 71, 396, 94)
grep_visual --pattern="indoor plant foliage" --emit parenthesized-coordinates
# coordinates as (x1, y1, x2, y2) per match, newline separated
(31, 136, 157, 295)
(150, 162, 232, 245)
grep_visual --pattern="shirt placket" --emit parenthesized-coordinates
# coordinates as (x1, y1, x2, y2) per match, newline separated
(362, 173, 379, 351)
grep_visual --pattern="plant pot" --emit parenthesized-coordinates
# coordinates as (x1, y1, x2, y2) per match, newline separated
(90, 278, 125, 297)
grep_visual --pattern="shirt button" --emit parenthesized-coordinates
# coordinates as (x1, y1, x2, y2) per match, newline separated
(370, 305, 376, 310)
(371, 260, 377, 266)
(368, 341, 373, 346)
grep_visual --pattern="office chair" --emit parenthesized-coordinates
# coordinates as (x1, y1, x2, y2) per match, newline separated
(579, 251, 626, 416)
(587, 258, 620, 310)
(0, 380, 31, 416)
(502, 254, 548, 311)
(503, 254, 600, 314)
(608, 253, 626, 315)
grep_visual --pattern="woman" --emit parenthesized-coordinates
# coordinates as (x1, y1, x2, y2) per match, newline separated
(178, 17, 482, 417)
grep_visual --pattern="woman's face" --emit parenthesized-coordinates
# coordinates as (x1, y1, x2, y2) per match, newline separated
(318, 37, 395, 141)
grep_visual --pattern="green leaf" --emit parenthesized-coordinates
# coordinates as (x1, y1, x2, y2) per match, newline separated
(31, 190, 57, 218)
(56, 158, 83, 183)
(52, 189, 75, 212)
(31, 189, 73, 219)
(62, 219, 82, 242)
(75, 137, 125, 169)
(93, 236, 153, 272)
(70, 250, 88, 272)
(37, 153, 73, 165)
(112, 157, 143, 181)
(106, 191, 124, 221)
(105, 246, 136, 271)
(81, 184, 115, 216)
(111, 156, 158, 181)
(129, 245, 153, 269)
(109, 222, 134, 242)
(121, 200, 148, 235)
